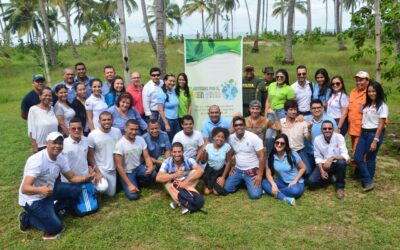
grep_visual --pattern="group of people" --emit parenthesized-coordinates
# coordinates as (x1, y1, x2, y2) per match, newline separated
(18, 63, 388, 240)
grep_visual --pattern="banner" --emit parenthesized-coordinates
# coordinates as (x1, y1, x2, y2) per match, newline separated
(184, 39, 243, 129)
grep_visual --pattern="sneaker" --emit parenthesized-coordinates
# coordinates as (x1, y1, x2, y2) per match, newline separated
(336, 189, 345, 200)
(284, 197, 296, 206)
(181, 206, 189, 215)
(42, 233, 60, 240)
(363, 183, 375, 192)
(18, 211, 28, 233)
(170, 201, 178, 210)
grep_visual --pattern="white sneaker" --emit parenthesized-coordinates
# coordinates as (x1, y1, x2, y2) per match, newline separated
(42, 233, 60, 240)
(181, 206, 189, 215)
(170, 201, 178, 210)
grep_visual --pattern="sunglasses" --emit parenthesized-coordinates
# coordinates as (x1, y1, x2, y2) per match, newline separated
(297, 73, 307, 76)
(233, 123, 244, 127)
(151, 74, 160, 77)
(276, 75, 285, 79)
(331, 82, 342, 87)
(322, 127, 333, 131)
(275, 141, 286, 146)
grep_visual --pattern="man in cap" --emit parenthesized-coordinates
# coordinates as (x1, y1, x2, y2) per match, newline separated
(256, 67, 275, 112)
(242, 65, 263, 117)
(18, 131, 95, 240)
(21, 74, 46, 120)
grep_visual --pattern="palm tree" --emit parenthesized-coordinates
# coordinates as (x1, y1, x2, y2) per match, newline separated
(116, 0, 130, 83)
(155, 0, 166, 74)
(140, 0, 156, 54)
(252, 0, 262, 52)
(334, 0, 346, 50)
(59, 0, 79, 57)
(184, 0, 207, 38)
(322, 0, 328, 33)
(38, 0, 57, 68)
(261, 0, 265, 32)
(283, 0, 295, 64)
(306, 0, 311, 33)
(374, 0, 381, 81)
(272, 0, 307, 35)
(243, 0, 253, 35)
(222, 0, 239, 38)
(0, 0, 11, 45)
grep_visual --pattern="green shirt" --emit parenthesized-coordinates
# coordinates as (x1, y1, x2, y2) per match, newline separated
(177, 88, 192, 118)
(267, 82, 295, 110)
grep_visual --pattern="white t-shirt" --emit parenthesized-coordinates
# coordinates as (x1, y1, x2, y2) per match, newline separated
(228, 131, 264, 170)
(87, 127, 122, 172)
(327, 92, 349, 119)
(114, 136, 147, 173)
(61, 136, 89, 182)
(291, 81, 312, 112)
(19, 150, 71, 206)
(172, 130, 204, 159)
(54, 101, 76, 129)
(27, 106, 59, 148)
(85, 94, 108, 129)
(362, 103, 388, 129)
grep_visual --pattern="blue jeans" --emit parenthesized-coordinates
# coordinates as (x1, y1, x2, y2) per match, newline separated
(22, 182, 82, 234)
(296, 148, 313, 175)
(354, 130, 384, 186)
(160, 118, 181, 142)
(262, 178, 304, 200)
(120, 165, 156, 200)
(308, 159, 347, 189)
(224, 168, 262, 199)
(266, 108, 286, 153)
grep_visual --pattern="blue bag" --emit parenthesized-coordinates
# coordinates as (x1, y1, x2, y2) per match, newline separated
(74, 183, 98, 217)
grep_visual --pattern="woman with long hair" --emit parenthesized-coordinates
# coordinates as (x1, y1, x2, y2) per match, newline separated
(105, 76, 126, 107)
(327, 75, 349, 136)
(71, 82, 89, 136)
(175, 73, 192, 121)
(86, 78, 108, 131)
(354, 81, 388, 192)
(313, 68, 331, 109)
(262, 133, 306, 206)
(27, 87, 58, 153)
(54, 84, 76, 136)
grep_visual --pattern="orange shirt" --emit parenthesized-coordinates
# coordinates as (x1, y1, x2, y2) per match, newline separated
(348, 88, 366, 136)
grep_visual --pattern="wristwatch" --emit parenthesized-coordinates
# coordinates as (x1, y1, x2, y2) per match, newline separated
(373, 137, 379, 142)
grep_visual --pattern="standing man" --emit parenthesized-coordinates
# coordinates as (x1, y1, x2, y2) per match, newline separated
(114, 119, 156, 201)
(224, 116, 265, 199)
(102, 65, 116, 96)
(242, 65, 263, 116)
(53, 68, 76, 103)
(21, 74, 46, 120)
(308, 121, 350, 199)
(256, 66, 275, 112)
(291, 65, 313, 115)
(142, 67, 164, 120)
(201, 105, 231, 143)
(74, 62, 93, 96)
(87, 111, 122, 197)
(142, 119, 171, 168)
(126, 71, 145, 118)
(18, 132, 94, 240)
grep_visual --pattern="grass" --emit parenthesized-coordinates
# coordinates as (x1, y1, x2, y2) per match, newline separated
(0, 38, 399, 249)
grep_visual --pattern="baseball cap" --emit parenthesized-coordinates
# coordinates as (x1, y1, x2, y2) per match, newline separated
(249, 100, 262, 108)
(354, 71, 370, 79)
(262, 67, 274, 74)
(33, 74, 45, 82)
(244, 65, 254, 71)
(46, 132, 64, 142)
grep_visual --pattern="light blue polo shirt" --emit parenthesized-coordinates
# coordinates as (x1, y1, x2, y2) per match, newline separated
(201, 117, 231, 139)
(142, 131, 171, 159)
(102, 81, 111, 96)
(107, 105, 148, 134)
(312, 84, 332, 106)
(156, 89, 179, 119)
(304, 114, 337, 153)
(273, 151, 303, 184)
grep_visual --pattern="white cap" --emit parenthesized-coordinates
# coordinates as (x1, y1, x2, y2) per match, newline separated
(46, 131, 64, 142)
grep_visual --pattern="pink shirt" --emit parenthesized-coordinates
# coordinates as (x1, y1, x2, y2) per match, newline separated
(126, 83, 144, 116)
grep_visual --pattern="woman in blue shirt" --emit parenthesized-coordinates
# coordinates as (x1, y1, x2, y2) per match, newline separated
(105, 76, 126, 107)
(262, 133, 306, 206)
(313, 68, 331, 110)
(157, 74, 180, 142)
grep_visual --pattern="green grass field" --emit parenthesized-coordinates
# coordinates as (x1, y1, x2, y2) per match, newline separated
(0, 38, 399, 249)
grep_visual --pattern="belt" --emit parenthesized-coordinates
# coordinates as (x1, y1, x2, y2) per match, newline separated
(362, 128, 377, 133)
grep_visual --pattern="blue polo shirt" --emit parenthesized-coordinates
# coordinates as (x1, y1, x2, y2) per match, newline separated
(201, 117, 231, 139)
(21, 90, 40, 114)
(304, 114, 337, 153)
(273, 151, 303, 184)
(102, 81, 111, 96)
(312, 84, 332, 106)
(156, 89, 179, 119)
(107, 105, 148, 135)
(74, 76, 93, 97)
(142, 131, 171, 159)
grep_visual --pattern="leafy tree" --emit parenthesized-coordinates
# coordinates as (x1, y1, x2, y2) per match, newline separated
(221, 0, 239, 38)
(85, 19, 119, 49)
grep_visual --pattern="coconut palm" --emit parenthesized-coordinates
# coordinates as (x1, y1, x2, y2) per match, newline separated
(283, 0, 295, 64)
(306, 0, 311, 33)
(243, 0, 253, 35)
(57, 0, 79, 57)
(334, 0, 346, 50)
(140, 0, 156, 54)
(39, 0, 57, 67)
(222, 0, 239, 38)
(183, 0, 207, 38)
(252, 0, 262, 52)
(272, 0, 307, 35)
(155, 0, 166, 74)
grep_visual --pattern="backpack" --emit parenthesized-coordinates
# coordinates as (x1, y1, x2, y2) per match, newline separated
(73, 183, 99, 217)
(174, 183, 205, 213)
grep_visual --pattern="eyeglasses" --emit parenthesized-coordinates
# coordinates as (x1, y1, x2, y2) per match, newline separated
(275, 141, 286, 146)
(233, 123, 244, 127)
(331, 82, 342, 87)
(297, 73, 307, 76)
(322, 127, 333, 131)
(151, 74, 160, 77)
(276, 75, 285, 79)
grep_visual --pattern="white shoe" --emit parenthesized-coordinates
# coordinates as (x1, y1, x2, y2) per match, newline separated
(170, 201, 178, 210)
(181, 206, 189, 215)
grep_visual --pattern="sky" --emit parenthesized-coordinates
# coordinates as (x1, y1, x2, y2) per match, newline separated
(4, 0, 356, 43)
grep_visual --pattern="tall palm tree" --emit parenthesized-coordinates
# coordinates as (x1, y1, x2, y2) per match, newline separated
(72, 0, 98, 44)
(261, 0, 265, 32)
(116, 0, 130, 83)
(265, 0, 269, 32)
(222, 0, 239, 38)
(155, 0, 166, 74)
(306, 0, 311, 33)
(38, 0, 57, 68)
(243, 0, 253, 35)
(0, 0, 11, 45)
(272, 0, 306, 35)
(374, 0, 381, 81)
(184, 0, 207, 38)
(283, 0, 295, 64)
(334, 0, 346, 50)
(322, 0, 328, 32)
(140, 0, 156, 54)
(59, 0, 79, 57)
(252, 0, 261, 52)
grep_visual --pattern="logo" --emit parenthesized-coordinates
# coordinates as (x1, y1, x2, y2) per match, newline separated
(221, 79, 238, 100)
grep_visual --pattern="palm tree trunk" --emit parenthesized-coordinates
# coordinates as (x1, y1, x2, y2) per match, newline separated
(261, 0, 265, 32)
(201, 10, 205, 38)
(141, 0, 157, 54)
(39, 32, 51, 84)
(117, 0, 130, 84)
(0, 0, 10, 45)
(374, 0, 381, 82)
(244, 0, 253, 35)
(283, 0, 295, 64)
(306, 0, 311, 33)
(265, 0, 269, 32)
(61, 0, 79, 57)
(38, 0, 57, 68)
(231, 10, 234, 38)
(252, 0, 262, 53)
(325, 0, 328, 33)
(155, 0, 166, 74)
(280, 0, 284, 35)
(335, 0, 346, 50)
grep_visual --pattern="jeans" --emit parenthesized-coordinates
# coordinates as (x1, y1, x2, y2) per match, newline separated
(120, 165, 156, 200)
(296, 148, 313, 175)
(22, 182, 82, 234)
(354, 130, 384, 186)
(224, 168, 262, 199)
(262, 178, 304, 200)
(308, 159, 347, 189)
(266, 108, 286, 154)
(335, 118, 348, 136)
(160, 118, 181, 142)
